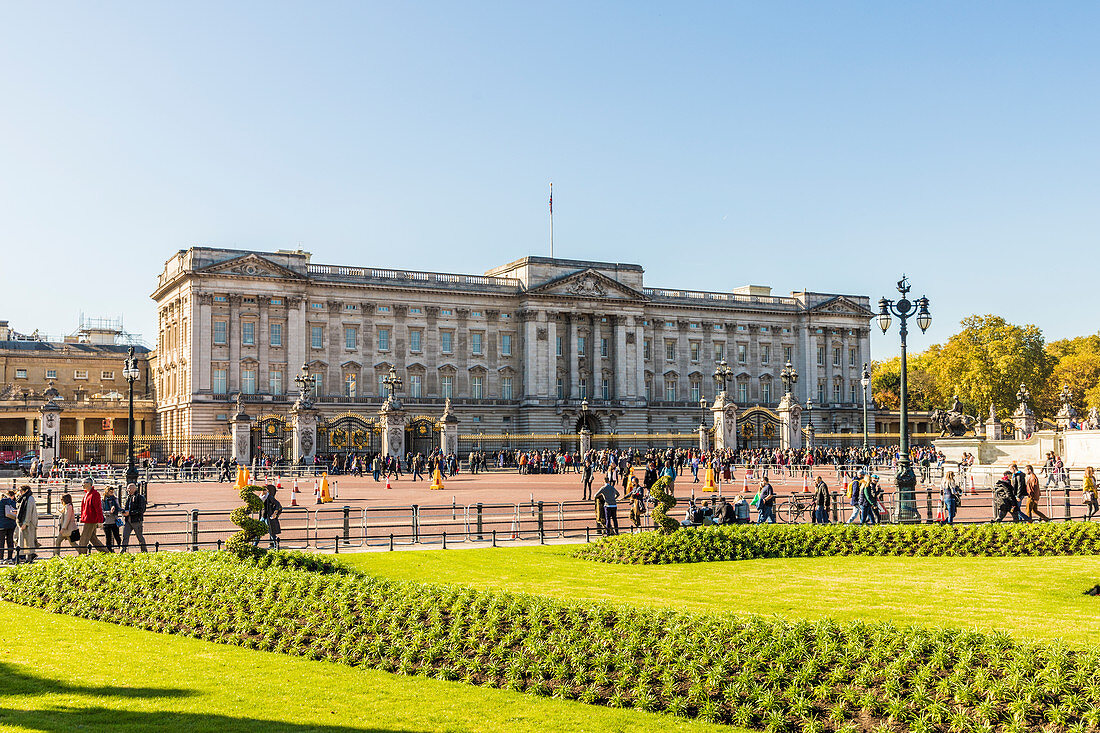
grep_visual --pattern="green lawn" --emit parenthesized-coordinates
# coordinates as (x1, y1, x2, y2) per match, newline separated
(340, 545, 1100, 645)
(0, 601, 731, 733)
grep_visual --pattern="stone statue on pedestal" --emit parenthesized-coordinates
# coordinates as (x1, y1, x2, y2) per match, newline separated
(930, 394, 978, 437)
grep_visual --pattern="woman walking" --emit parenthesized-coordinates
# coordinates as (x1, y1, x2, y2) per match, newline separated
(1084, 466, 1098, 521)
(1024, 465, 1051, 521)
(941, 470, 961, 524)
(102, 486, 122, 552)
(54, 494, 80, 556)
(15, 485, 39, 564)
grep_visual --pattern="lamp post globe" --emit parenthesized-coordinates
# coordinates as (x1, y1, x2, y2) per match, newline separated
(876, 276, 931, 522)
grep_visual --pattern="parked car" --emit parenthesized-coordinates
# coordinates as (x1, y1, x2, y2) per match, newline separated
(16, 452, 39, 470)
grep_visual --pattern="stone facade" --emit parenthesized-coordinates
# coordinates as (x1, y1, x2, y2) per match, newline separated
(151, 248, 875, 442)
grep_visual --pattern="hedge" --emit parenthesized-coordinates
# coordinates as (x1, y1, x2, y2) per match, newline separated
(4, 552, 1100, 731)
(573, 522, 1100, 565)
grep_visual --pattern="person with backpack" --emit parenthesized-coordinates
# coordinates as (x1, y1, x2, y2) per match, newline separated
(993, 470, 1019, 522)
(121, 483, 148, 552)
(1084, 466, 1099, 521)
(941, 470, 961, 524)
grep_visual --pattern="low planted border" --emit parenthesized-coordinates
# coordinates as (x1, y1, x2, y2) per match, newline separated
(572, 522, 1100, 565)
(2, 552, 1100, 732)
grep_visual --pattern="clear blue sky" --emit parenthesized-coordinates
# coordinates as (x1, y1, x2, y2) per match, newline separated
(1, 2, 1097, 359)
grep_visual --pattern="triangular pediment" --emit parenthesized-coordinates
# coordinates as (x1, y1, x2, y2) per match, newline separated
(807, 296, 872, 317)
(199, 253, 307, 280)
(526, 269, 647, 301)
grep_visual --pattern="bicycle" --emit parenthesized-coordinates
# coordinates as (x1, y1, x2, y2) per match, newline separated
(777, 493, 815, 524)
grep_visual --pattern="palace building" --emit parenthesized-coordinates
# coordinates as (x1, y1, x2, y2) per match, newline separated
(151, 247, 876, 455)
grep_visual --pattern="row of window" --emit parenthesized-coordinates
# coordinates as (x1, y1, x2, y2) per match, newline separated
(214, 368, 514, 401)
(12, 368, 122, 381)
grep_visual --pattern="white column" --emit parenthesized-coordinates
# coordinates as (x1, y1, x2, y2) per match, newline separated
(569, 315, 580, 399)
(635, 320, 645, 402)
(523, 314, 537, 400)
(545, 315, 556, 399)
(614, 316, 627, 399)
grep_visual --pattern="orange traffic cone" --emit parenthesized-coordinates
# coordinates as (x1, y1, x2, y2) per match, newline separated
(386, 476, 392, 490)
(291, 478, 299, 507)
(803, 475, 810, 492)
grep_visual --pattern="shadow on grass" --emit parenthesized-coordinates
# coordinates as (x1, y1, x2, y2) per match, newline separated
(0, 662, 421, 733)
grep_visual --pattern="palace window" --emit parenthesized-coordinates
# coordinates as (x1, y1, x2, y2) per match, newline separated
(502, 376, 513, 400)
(556, 378, 564, 400)
(850, 383, 858, 403)
(471, 311, 482, 318)
(344, 373, 357, 398)
(600, 338, 608, 357)
(471, 375, 484, 399)
(440, 331, 453, 354)
(579, 379, 587, 399)
(762, 381, 772, 404)
(270, 298, 282, 305)
(471, 332, 483, 355)
(556, 336, 562, 357)
(849, 348, 857, 367)
(833, 348, 841, 367)
(241, 322, 255, 346)
(817, 347, 825, 366)
(645, 380, 652, 401)
(501, 333, 512, 356)
(441, 375, 453, 399)
(377, 374, 387, 397)
(761, 345, 770, 365)
(410, 374, 422, 399)
(785, 346, 793, 363)
(441, 309, 452, 316)
(45, 369, 56, 380)
(74, 370, 88, 380)
(310, 373, 322, 398)
(578, 336, 587, 356)
(644, 339, 651, 360)
(345, 327, 358, 350)
(101, 371, 114, 380)
(377, 305, 390, 313)
(665, 379, 677, 401)
(665, 341, 675, 361)
(269, 323, 283, 347)
(737, 382, 748, 404)
(818, 384, 825, 404)
(212, 368, 227, 394)
(311, 303, 324, 310)
(690, 380, 701, 402)
(377, 328, 390, 352)
(409, 329, 422, 353)
(241, 369, 257, 395)
(213, 321, 227, 345)
(690, 342, 700, 362)
(714, 343, 724, 361)
(270, 370, 283, 395)
(213, 296, 227, 303)
(410, 307, 421, 314)
(833, 382, 842, 403)
(602, 378, 610, 400)
(15, 368, 27, 379)
(310, 326, 323, 349)
(737, 344, 747, 363)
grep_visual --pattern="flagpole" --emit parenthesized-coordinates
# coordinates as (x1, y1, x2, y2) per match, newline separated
(549, 182, 554, 258)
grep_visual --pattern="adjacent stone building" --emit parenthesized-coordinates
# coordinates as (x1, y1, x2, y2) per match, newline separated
(151, 247, 875, 452)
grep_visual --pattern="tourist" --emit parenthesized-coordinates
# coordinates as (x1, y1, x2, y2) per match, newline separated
(1024, 465, 1050, 521)
(595, 477, 619, 535)
(77, 479, 108, 554)
(102, 486, 122, 552)
(53, 493, 79, 556)
(121, 483, 148, 552)
(1010, 463, 1028, 522)
(846, 473, 864, 524)
(993, 470, 1018, 522)
(756, 478, 776, 523)
(0, 489, 15, 564)
(860, 474, 879, 525)
(626, 475, 645, 526)
(15, 485, 39, 563)
(812, 476, 830, 524)
(1084, 466, 1098, 521)
(581, 459, 594, 501)
(262, 485, 283, 550)
(941, 470, 961, 524)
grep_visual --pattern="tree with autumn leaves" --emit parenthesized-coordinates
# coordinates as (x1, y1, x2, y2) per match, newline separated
(871, 315, 1099, 420)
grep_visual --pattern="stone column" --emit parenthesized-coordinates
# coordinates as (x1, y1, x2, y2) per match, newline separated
(804, 422, 816, 449)
(569, 314, 580, 399)
(591, 315, 601, 397)
(439, 398, 459, 456)
(291, 405, 318, 464)
(614, 316, 627, 400)
(698, 423, 708, 452)
(711, 392, 738, 451)
(523, 311, 537, 401)
(635, 318, 646, 403)
(230, 400, 252, 466)
(777, 391, 803, 451)
(985, 405, 1003, 441)
(229, 295, 241, 392)
(379, 403, 406, 459)
(544, 313, 556, 399)
(579, 427, 592, 456)
(39, 400, 62, 470)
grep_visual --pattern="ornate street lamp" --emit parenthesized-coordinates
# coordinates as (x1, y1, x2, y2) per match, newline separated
(122, 346, 141, 486)
(861, 363, 872, 452)
(780, 361, 798, 396)
(579, 398, 590, 431)
(699, 396, 708, 429)
(877, 276, 932, 522)
(713, 359, 733, 397)
(382, 365, 403, 404)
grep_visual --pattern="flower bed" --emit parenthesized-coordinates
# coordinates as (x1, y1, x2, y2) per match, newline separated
(573, 522, 1100, 565)
(3, 552, 1100, 731)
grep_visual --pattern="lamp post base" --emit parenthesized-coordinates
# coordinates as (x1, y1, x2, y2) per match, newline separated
(894, 460, 920, 523)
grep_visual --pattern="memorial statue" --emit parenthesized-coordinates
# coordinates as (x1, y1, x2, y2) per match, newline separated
(1088, 407, 1100, 431)
(930, 394, 978, 437)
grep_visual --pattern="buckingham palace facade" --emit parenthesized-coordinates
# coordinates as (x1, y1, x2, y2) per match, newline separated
(150, 247, 875, 444)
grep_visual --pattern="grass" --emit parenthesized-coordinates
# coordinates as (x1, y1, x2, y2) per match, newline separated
(340, 545, 1100, 644)
(0, 601, 732, 733)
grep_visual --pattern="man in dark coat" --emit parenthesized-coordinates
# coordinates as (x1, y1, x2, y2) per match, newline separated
(993, 470, 1018, 522)
(1010, 463, 1028, 522)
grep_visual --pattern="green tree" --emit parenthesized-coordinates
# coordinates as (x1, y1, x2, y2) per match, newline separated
(1046, 335, 1100, 413)
(926, 315, 1053, 419)
(869, 351, 940, 411)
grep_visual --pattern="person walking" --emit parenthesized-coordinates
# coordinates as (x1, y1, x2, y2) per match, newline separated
(596, 477, 620, 535)
(77, 479, 108, 554)
(1024, 465, 1050, 521)
(581, 460, 594, 501)
(941, 470, 961, 525)
(261, 485, 283, 549)
(102, 486, 122, 552)
(53, 493, 80, 556)
(121, 483, 148, 552)
(15, 485, 39, 563)
(1084, 466, 1099, 521)
(846, 473, 863, 524)
(993, 471, 1018, 522)
(0, 489, 16, 564)
(757, 478, 776, 523)
(812, 476, 830, 524)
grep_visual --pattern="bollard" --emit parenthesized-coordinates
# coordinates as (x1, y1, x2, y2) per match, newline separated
(476, 502, 484, 540)
(217, 539, 222, 551)
(442, 531, 447, 550)
(537, 501, 544, 543)
(190, 509, 199, 551)
(1066, 486, 1072, 522)
(412, 504, 419, 543)
(492, 529, 497, 548)
(334, 535, 340, 553)
(585, 526, 590, 543)
(46, 488, 52, 516)
(342, 505, 350, 542)
(831, 491, 839, 523)
(154, 541, 160, 552)
(926, 485, 933, 524)
(452, 496, 456, 521)
(389, 533, 394, 552)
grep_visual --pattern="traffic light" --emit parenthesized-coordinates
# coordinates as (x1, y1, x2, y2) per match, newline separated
(102, 418, 112, 431)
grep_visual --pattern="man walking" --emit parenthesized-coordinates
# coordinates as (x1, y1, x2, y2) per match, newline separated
(595, 477, 620, 535)
(78, 479, 108, 554)
(581, 459, 594, 501)
(757, 478, 776, 523)
(121, 483, 148, 552)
